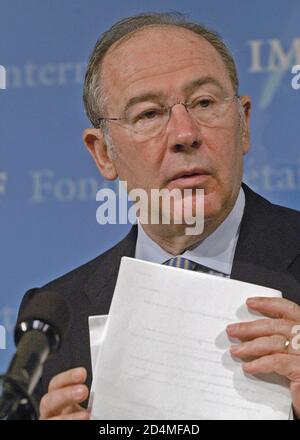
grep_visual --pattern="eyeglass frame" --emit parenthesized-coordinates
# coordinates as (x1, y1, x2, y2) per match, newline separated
(96, 93, 241, 137)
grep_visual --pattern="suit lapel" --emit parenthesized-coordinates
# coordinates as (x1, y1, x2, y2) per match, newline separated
(70, 226, 138, 393)
(232, 184, 300, 303)
(84, 225, 138, 310)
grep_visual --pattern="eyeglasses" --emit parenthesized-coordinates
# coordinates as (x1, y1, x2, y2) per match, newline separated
(97, 94, 239, 140)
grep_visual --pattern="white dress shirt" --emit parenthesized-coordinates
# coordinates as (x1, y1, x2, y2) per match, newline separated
(135, 187, 245, 276)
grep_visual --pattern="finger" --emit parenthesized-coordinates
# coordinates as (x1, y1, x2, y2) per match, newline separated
(46, 410, 90, 421)
(290, 382, 300, 418)
(243, 353, 300, 382)
(39, 384, 89, 419)
(40, 402, 83, 419)
(246, 297, 300, 322)
(48, 367, 87, 392)
(230, 334, 300, 360)
(226, 318, 294, 341)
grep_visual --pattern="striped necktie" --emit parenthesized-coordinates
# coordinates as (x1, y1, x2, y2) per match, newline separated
(164, 256, 229, 277)
(164, 256, 198, 271)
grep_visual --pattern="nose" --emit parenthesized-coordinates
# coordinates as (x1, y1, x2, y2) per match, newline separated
(166, 103, 202, 152)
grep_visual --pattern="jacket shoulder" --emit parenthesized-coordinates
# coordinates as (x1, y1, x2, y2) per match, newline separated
(18, 226, 138, 321)
(243, 183, 300, 230)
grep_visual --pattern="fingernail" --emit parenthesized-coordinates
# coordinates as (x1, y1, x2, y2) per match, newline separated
(73, 386, 86, 399)
(227, 324, 237, 333)
(72, 368, 84, 382)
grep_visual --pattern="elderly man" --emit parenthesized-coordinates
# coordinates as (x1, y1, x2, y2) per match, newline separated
(18, 12, 300, 420)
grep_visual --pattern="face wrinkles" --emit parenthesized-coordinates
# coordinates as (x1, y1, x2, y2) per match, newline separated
(98, 26, 250, 228)
(111, 58, 224, 91)
(104, 62, 232, 117)
(121, 76, 229, 121)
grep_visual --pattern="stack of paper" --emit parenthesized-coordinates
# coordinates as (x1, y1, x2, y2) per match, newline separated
(90, 257, 291, 420)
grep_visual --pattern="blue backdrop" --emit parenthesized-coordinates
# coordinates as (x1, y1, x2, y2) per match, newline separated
(1, 0, 300, 370)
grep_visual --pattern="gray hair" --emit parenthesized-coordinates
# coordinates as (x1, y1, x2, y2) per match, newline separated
(83, 12, 239, 128)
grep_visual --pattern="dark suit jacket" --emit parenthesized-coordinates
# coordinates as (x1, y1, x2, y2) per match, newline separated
(18, 184, 300, 405)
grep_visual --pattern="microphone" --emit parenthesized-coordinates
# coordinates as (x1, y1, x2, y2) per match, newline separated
(0, 291, 70, 420)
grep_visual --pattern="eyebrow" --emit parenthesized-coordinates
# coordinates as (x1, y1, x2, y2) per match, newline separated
(123, 93, 165, 114)
(123, 75, 227, 113)
(182, 75, 226, 95)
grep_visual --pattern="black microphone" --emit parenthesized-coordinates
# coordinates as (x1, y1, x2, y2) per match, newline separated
(0, 291, 70, 420)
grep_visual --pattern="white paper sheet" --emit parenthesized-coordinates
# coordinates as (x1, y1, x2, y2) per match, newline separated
(88, 315, 109, 411)
(90, 257, 291, 420)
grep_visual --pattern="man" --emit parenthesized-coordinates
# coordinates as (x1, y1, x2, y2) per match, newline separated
(18, 12, 300, 420)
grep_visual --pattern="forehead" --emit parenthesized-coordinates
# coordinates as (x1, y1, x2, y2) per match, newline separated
(101, 26, 233, 108)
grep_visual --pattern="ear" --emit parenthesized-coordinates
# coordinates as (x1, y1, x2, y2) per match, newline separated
(83, 128, 118, 180)
(239, 96, 251, 155)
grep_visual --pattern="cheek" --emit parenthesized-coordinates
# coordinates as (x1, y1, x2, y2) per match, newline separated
(206, 127, 244, 182)
(202, 127, 244, 217)
(114, 137, 162, 189)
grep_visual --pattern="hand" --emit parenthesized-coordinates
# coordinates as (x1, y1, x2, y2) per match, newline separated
(226, 297, 300, 417)
(39, 367, 90, 420)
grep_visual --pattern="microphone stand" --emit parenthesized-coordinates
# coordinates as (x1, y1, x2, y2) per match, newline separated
(0, 375, 38, 420)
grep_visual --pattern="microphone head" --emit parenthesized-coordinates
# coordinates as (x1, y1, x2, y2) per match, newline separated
(15, 291, 70, 347)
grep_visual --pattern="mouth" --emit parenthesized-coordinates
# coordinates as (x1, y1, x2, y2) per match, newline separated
(166, 168, 210, 190)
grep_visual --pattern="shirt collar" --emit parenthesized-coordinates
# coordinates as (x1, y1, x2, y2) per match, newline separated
(135, 187, 245, 276)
